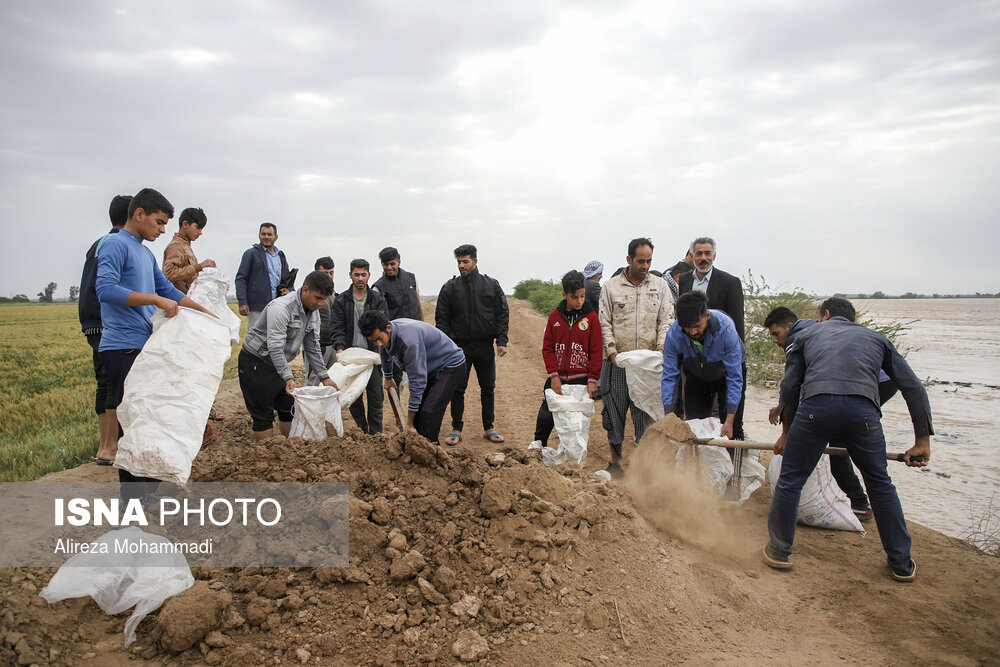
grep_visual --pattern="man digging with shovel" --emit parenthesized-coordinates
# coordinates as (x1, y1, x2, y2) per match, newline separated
(761, 298, 932, 582)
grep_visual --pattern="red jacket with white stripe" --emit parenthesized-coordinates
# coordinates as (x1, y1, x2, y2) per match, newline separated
(542, 300, 603, 383)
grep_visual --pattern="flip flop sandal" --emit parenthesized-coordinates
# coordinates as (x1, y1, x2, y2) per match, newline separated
(209, 408, 225, 421)
(483, 431, 505, 444)
(444, 431, 463, 446)
(760, 546, 792, 570)
(91, 457, 114, 466)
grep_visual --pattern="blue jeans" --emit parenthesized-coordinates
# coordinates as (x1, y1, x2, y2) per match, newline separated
(767, 394, 911, 571)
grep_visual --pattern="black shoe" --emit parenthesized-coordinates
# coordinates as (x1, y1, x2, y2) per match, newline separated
(606, 462, 624, 480)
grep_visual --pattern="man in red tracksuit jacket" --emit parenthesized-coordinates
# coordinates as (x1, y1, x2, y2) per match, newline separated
(530, 270, 603, 448)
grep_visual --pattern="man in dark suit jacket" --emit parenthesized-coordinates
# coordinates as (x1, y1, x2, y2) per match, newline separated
(677, 237, 745, 340)
(677, 237, 747, 450)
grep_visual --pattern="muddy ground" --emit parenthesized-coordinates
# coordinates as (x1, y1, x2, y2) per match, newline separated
(3, 299, 998, 666)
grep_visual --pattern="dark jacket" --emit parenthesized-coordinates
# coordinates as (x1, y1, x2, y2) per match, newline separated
(235, 243, 290, 311)
(373, 268, 422, 320)
(780, 316, 933, 436)
(584, 278, 602, 316)
(317, 296, 334, 347)
(542, 300, 603, 383)
(678, 267, 745, 340)
(330, 287, 389, 352)
(79, 228, 120, 333)
(435, 268, 510, 346)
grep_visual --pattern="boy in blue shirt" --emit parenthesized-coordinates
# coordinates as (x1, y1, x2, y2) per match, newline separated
(96, 187, 213, 500)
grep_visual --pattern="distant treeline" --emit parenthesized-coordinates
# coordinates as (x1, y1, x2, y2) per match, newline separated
(831, 291, 1000, 299)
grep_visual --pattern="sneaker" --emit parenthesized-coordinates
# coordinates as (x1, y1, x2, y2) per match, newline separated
(890, 559, 917, 583)
(606, 461, 624, 480)
(760, 545, 792, 570)
(852, 504, 874, 523)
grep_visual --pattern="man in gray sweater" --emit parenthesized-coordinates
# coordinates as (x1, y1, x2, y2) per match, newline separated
(239, 271, 338, 440)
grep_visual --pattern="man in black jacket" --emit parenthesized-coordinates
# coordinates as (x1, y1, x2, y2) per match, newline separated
(78, 194, 131, 465)
(677, 237, 744, 340)
(373, 246, 424, 386)
(330, 259, 389, 434)
(435, 244, 510, 445)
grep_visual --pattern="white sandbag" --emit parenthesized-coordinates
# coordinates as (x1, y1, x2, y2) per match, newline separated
(327, 347, 381, 407)
(116, 308, 232, 486)
(540, 385, 594, 466)
(188, 268, 242, 345)
(614, 349, 664, 421)
(769, 454, 865, 533)
(40, 527, 194, 647)
(675, 417, 763, 504)
(289, 386, 343, 439)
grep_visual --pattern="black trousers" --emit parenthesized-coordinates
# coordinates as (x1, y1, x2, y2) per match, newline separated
(682, 363, 746, 441)
(450, 342, 496, 432)
(86, 333, 111, 415)
(349, 366, 384, 434)
(417, 363, 466, 443)
(534, 377, 588, 445)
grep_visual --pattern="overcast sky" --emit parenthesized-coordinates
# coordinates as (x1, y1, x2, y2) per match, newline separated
(2, 0, 998, 300)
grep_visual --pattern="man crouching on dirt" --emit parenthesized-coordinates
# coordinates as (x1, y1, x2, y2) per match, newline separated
(761, 298, 932, 582)
(359, 311, 466, 445)
(238, 270, 339, 440)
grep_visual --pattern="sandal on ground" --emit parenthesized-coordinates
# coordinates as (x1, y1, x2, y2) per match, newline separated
(209, 407, 225, 421)
(483, 431, 505, 444)
(92, 457, 114, 466)
(444, 431, 463, 446)
(890, 560, 917, 583)
(760, 545, 792, 570)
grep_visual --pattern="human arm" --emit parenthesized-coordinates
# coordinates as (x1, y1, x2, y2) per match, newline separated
(401, 334, 429, 412)
(587, 312, 603, 398)
(234, 249, 252, 310)
(726, 274, 745, 341)
(329, 294, 348, 352)
(541, 313, 560, 379)
(721, 326, 744, 419)
(434, 282, 453, 338)
(161, 243, 199, 291)
(881, 338, 934, 438)
(415, 289, 424, 320)
(598, 282, 616, 361)
(277, 253, 291, 296)
(778, 340, 806, 429)
(655, 281, 675, 352)
(494, 280, 510, 350)
(264, 302, 295, 382)
(302, 311, 331, 383)
(660, 326, 682, 414)
(903, 435, 931, 467)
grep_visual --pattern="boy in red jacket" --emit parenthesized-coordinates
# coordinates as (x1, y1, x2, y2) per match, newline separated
(529, 270, 603, 448)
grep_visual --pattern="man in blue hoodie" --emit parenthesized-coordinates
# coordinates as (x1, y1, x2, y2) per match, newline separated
(359, 311, 466, 445)
(235, 222, 290, 330)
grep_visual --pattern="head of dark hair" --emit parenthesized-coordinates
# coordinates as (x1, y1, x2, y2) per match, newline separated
(763, 306, 798, 328)
(454, 244, 477, 259)
(128, 188, 173, 220)
(108, 195, 132, 228)
(669, 261, 693, 280)
(350, 258, 370, 273)
(627, 237, 653, 257)
(561, 270, 585, 294)
(379, 247, 401, 263)
(179, 207, 207, 228)
(819, 297, 856, 322)
(675, 291, 709, 327)
(260, 222, 277, 234)
(302, 270, 334, 296)
(359, 310, 390, 337)
(314, 256, 334, 270)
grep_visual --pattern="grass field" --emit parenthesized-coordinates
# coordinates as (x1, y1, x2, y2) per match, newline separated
(0, 303, 242, 482)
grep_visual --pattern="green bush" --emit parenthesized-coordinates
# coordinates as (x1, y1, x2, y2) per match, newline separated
(743, 270, 911, 386)
(513, 279, 564, 315)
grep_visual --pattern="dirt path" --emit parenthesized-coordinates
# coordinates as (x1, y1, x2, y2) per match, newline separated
(5, 299, 997, 666)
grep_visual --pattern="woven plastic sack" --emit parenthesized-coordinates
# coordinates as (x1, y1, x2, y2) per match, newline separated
(188, 268, 242, 345)
(39, 527, 194, 647)
(769, 454, 865, 533)
(327, 347, 380, 407)
(675, 417, 764, 504)
(116, 308, 232, 486)
(540, 385, 594, 466)
(614, 349, 663, 421)
(289, 386, 343, 439)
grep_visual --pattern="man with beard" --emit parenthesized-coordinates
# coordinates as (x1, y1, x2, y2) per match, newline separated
(660, 291, 744, 442)
(235, 222, 290, 331)
(598, 237, 673, 478)
(435, 244, 510, 446)
(678, 237, 744, 340)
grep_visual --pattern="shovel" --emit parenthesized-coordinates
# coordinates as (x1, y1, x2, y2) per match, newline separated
(690, 438, 924, 463)
(386, 386, 405, 431)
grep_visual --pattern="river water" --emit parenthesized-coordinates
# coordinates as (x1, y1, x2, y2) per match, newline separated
(855, 298, 1000, 543)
